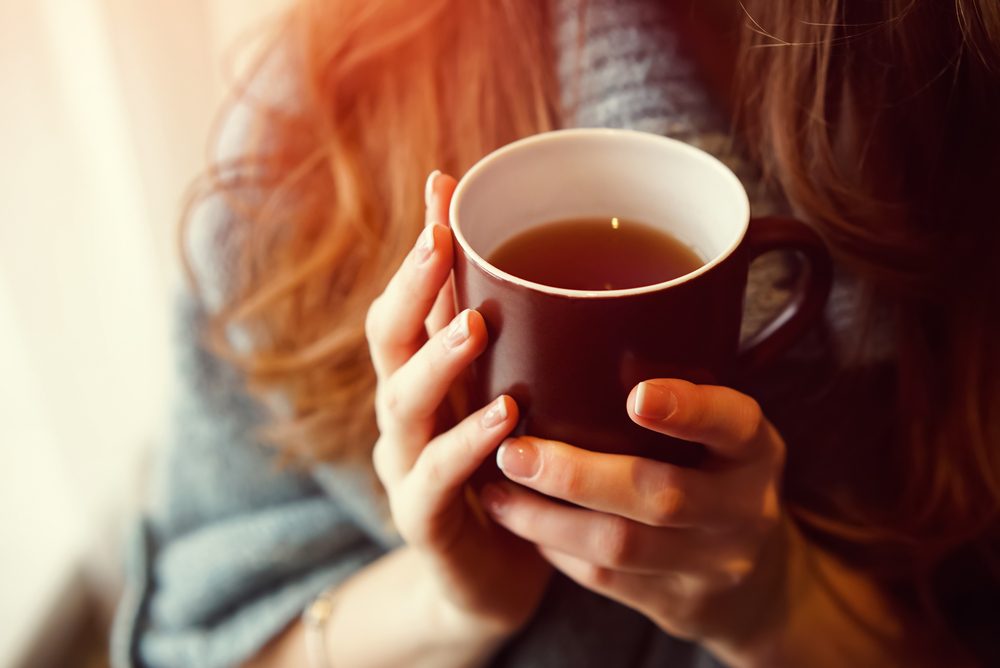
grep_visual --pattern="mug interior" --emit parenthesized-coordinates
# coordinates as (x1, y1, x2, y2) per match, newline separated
(450, 129, 751, 296)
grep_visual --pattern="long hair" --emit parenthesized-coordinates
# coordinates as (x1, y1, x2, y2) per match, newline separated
(182, 0, 999, 645)
(182, 0, 558, 462)
(739, 0, 1000, 567)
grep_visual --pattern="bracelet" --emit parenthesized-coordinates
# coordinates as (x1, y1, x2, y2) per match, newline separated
(302, 586, 342, 668)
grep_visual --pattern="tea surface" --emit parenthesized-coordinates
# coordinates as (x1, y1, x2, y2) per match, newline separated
(487, 217, 703, 290)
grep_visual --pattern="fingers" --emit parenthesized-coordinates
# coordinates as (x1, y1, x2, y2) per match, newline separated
(418, 396, 518, 488)
(424, 170, 456, 230)
(424, 171, 458, 336)
(495, 437, 718, 528)
(376, 309, 487, 457)
(387, 397, 519, 542)
(535, 545, 661, 611)
(627, 379, 781, 463)
(425, 278, 458, 337)
(365, 222, 454, 381)
(481, 483, 716, 575)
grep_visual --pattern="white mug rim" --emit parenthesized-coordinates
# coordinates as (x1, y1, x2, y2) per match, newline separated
(449, 128, 751, 299)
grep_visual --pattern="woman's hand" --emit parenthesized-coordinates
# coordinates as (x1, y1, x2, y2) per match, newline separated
(479, 378, 788, 647)
(365, 171, 551, 639)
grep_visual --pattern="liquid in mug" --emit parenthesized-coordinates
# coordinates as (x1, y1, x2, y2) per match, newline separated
(487, 216, 703, 291)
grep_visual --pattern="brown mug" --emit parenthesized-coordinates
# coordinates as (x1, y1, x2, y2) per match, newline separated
(449, 129, 832, 467)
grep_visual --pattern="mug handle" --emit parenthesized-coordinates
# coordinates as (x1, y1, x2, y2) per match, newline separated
(736, 216, 833, 374)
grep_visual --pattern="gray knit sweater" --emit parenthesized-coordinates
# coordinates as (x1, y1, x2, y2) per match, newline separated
(111, 2, 855, 666)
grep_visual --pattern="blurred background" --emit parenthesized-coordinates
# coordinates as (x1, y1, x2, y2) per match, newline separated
(0, 2, 287, 665)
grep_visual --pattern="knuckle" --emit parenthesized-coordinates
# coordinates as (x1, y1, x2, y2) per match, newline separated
(421, 340, 451, 381)
(723, 557, 755, 586)
(379, 379, 408, 422)
(364, 297, 384, 345)
(650, 485, 685, 526)
(584, 562, 616, 589)
(633, 460, 685, 526)
(548, 454, 584, 498)
(371, 438, 392, 482)
(420, 455, 446, 489)
(451, 422, 480, 460)
(731, 495, 780, 543)
(734, 397, 766, 445)
(758, 486, 782, 526)
(597, 516, 635, 568)
(681, 395, 710, 433)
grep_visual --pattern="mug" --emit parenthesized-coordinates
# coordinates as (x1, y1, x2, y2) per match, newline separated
(449, 129, 831, 466)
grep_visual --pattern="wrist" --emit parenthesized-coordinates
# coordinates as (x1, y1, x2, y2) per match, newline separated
(706, 521, 921, 668)
(423, 573, 514, 658)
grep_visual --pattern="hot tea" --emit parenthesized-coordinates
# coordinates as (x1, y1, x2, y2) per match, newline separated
(487, 217, 703, 290)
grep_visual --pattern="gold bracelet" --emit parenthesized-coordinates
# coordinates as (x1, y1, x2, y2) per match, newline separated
(302, 586, 342, 668)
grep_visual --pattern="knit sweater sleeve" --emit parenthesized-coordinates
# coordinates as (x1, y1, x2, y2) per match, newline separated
(109, 293, 387, 668)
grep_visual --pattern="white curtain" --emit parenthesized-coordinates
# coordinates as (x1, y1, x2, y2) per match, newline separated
(0, 0, 288, 664)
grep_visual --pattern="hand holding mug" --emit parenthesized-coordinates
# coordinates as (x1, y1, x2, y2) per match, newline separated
(365, 172, 550, 639)
(479, 378, 791, 652)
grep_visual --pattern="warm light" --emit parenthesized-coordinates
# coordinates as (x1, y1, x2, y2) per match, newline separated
(611, 217, 619, 230)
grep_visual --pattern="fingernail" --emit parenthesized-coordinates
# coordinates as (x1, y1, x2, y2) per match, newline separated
(444, 310, 471, 349)
(481, 396, 508, 429)
(414, 225, 435, 264)
(424, 169, 442, 207)
(635, 382, 677, 420)
(480, 483, 509, 515)
(497, 439, 540, 479)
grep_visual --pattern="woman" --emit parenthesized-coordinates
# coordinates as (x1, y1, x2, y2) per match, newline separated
(112, 0, 1000, 666)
